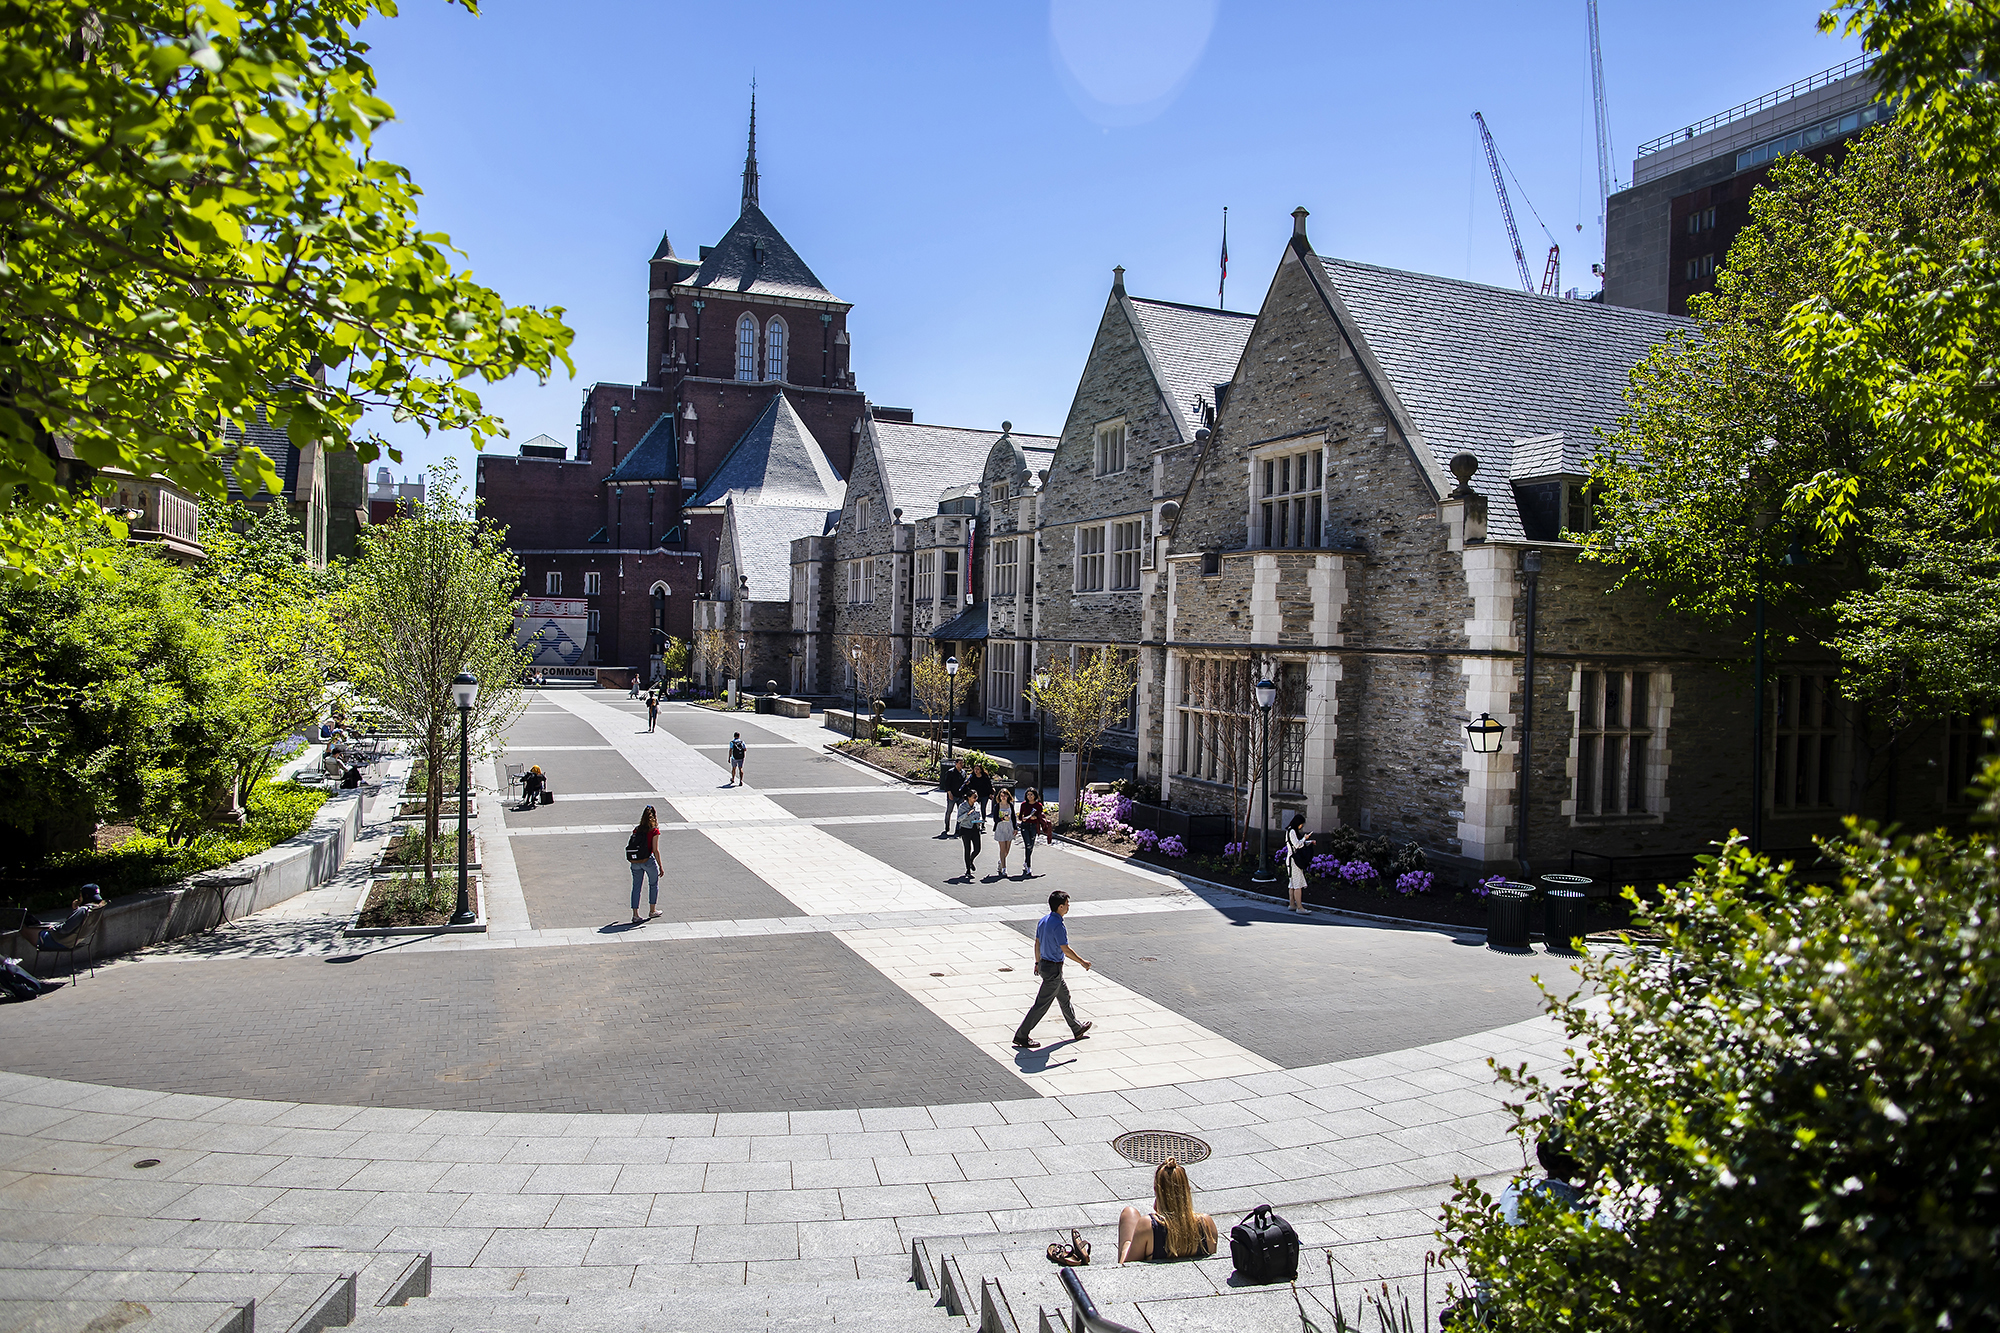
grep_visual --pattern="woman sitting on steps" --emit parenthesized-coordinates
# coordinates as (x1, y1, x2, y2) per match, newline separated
(1117, 1158, 1218, 1263)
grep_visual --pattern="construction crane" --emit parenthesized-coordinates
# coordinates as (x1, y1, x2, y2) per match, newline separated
(1473, 111, 1560, 296)
(1587, 0, 1614, 260)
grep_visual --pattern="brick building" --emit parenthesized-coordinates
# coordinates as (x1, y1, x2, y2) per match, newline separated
(1604, 55, 1885, 315)
(479, 103, 868, 679)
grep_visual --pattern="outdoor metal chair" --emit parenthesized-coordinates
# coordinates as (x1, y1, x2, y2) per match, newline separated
(34, 909, 105, 985)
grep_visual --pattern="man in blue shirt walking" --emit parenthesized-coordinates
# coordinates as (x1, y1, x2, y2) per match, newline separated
(1013, 890, 1094, 1050)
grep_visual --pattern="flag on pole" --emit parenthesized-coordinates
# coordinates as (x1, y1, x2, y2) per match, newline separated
(1218, 206, 1229, 308)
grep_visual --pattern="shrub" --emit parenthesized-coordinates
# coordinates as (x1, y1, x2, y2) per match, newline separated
(1134, 829, 1160, 853)
(1471, 875, 1505, 898)
(1310, 852, 1343, 879)
(1158, 835, 1186, 858)
(1394, 870, 1434, 896)
(874, 725, 898, 745)
(1109, 777, 1161, 806)
(1441, 793, 2000, 1332)
(1224, 840, 1247, 860)
(1387, 841, 1428, 875)
(1337, 859, 1377, 885)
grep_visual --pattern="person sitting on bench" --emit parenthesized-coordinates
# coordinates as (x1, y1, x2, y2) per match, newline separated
(519, 765, 547, 808)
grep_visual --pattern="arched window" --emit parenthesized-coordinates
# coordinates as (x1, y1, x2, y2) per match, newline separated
(765, 316, 787, 381)
(735, 314, 757, 381)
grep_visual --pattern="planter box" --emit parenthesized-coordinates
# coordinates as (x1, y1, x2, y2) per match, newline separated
(377, 831, 481, 874)
(18, 793, 364, 975)
(345, 878, 486, 936)
(397, 799, 478, 820)
(755, 696, 812, 718)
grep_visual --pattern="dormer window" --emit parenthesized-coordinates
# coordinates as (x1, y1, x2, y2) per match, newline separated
(992, 479, 1010, 504)
(735, 314, 757, 381)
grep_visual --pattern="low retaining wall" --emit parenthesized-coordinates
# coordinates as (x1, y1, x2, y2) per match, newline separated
(19, 792, 364, 974)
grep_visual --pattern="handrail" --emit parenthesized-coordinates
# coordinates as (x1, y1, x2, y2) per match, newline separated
(1636, 52, 1876, 156)
(1059, 1268, 1145, 1333)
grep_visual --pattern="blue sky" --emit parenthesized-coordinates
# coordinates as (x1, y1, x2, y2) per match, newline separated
(359, 0, 1860, 485)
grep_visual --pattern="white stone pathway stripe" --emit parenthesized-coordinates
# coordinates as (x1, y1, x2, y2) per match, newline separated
(836, 921, 1282, 1097)
(501, 744, 616, 751)
(541, 690, 743, 795)
(507, 812, 939, 837)
(495, 786, 920, 804)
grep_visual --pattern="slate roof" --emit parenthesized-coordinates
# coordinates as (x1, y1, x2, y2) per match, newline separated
(725, 500, 835, 602)
(222, 408, 303, 500)
(872, 421, 1058, 518)
(687, 395, 844, 511)
(679, 205, 842, 305)
(1319, 257, 1690, 543)
(1126, 298, 1256, 442)
(606, 413, 678, 483)
(931, 599, 988, 642)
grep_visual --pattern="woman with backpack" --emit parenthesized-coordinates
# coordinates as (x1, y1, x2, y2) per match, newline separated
(626, 805, 662, 923)
(1018, 788, 1053, 878)
(954, 791, 985, 880)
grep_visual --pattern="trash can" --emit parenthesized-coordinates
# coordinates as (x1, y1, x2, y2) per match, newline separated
(1543, 889, 1587, 954)
(1487, 882, 1533, 950)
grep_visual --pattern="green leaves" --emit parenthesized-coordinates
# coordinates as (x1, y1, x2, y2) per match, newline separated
(0, 0, 573, 575)
(1445, 799, 2000, 1330)
(1775, 0, 2000, 533)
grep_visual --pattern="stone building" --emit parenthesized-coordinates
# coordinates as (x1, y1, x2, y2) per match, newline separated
(479, 102, 869, 679)
(779, 413, 1054, 706)
(988, 271, 1254, 769)
(1134, 207, 1984, 878)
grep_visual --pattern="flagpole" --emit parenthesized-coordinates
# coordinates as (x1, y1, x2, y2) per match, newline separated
(1219, 206, 1229, 309)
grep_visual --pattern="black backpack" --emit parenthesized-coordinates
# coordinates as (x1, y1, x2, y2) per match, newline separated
(1230, 1204, 1300, 1284)
(626, 826, 648, 863)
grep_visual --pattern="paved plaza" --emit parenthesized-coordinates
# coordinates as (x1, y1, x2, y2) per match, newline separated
(0, 690, 1586, 1306)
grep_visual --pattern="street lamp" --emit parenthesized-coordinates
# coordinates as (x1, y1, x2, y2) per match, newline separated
(450, 672, 479, 925)
(1466, 713, 1506, 754)
(1032, 671, 1050, 801)
(1251, 676, 1278, 885)
(736, 637, 747, 704)
(944, 655, 959, 765)
(851, 645, 863, 741)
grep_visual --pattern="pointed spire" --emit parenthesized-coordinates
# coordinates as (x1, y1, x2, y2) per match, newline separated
(741, 83, 760, 214)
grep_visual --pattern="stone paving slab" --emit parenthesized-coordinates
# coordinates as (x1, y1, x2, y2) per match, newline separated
(500, 797, 683, 830)
(820, 821, 1176, 909)
(511, 830, 800, 930)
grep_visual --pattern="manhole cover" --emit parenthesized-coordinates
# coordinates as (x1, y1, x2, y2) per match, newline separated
(1111, 1131, 1211, 1166)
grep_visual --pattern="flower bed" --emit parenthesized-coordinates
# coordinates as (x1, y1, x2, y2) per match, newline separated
(831, 737, 942, 782)
(1062, 810, 1634, 932)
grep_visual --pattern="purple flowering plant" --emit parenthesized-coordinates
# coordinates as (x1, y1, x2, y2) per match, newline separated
(1395, 870, 1435, 896)
(1158, 835, 1187, 859)
(1337, 859, 1377, 884)
(1309, 853, 1343, 879)
(1134, 829, 1160, 852)
(1471, 875, 1507, 898)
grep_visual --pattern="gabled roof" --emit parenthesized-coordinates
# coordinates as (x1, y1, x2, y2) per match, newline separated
(678, 205, 842, 305)
(872, 420, 1058, 518)
(1126, 298, 1256, 442)
(724, 499, 836, 602)
(1316, 257, 1689, 543)
(606, 413, 678, 483)
(687, 394, 844, 510)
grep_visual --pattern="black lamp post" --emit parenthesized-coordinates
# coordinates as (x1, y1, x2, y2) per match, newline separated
(944, 655, 959, 765)
(1032, 670, 1049, 800)
(1251, 676, 1278, 885)
(450, 672, 478, 925)
(736, 636, 747, 704)
(851, 645, 863, 741)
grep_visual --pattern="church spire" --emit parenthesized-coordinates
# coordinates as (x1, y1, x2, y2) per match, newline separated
(741, 85, 759, 214)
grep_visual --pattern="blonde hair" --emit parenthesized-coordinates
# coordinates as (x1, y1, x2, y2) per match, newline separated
(1153, 1158, 1201, 1258)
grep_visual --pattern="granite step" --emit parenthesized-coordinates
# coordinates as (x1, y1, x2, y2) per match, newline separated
(349, 1288, 964, 1333)
(0, 1296, 250, 1333)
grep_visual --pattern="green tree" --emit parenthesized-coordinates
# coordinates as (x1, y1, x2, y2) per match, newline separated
(0, 0, 573, 577)
(342, 458, 528, 884)
(0, 539, 241, 856)
(1582, 124, 2000, 799)
(1779, 0, 2000, 533)
(1026, 645, 1132, 796)
(189, 496, 347, 799)
(1440, 776, 2000, 1331)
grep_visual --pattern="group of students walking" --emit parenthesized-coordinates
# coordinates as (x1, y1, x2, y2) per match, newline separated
(938, 759, 1051, 880)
